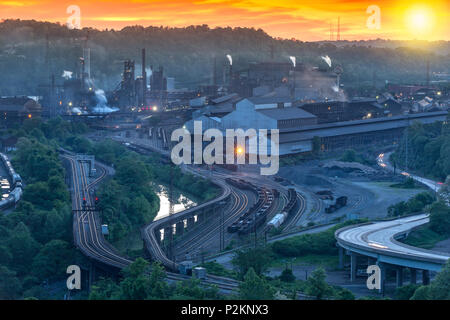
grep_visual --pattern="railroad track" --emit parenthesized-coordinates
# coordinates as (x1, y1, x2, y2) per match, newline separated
(63, 151, 239, 292)
(283, 192, 307, 231)
(142, 168, 232, 271)
(174, 186, 250, 257)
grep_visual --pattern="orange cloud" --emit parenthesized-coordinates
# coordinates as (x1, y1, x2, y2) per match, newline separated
(0, 0, 448, 40)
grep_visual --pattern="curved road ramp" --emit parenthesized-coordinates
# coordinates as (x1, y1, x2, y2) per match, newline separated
(335, 214, 450, 294)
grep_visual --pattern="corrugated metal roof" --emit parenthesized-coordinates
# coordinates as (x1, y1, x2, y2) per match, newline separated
(248, 96, 292, 105)
(211, 93, 240, 104)
(279, 111, 448, 143)
(257, 107, 317, 120)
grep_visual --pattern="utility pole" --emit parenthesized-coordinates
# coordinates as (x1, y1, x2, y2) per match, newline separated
(337, 17, 341, 41)
(168, 166, 175, 269)
(405, 115, 409, 171)
(254, 209, 257, 248)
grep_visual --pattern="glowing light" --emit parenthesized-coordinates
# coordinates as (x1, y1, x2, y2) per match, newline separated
(236, 147, 243, 154)
(405, 5, 435, 36)
(368, 242, 388, 249)
(27, 114, 32, 118)
(152, 106, 158, 111)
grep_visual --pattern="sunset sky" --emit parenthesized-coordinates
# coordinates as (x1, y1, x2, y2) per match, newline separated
(0, 0, 449, 41)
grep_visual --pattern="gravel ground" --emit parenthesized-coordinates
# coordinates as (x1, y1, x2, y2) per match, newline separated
(279, 161, 425, 223)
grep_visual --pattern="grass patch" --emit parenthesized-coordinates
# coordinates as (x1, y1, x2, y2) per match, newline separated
(270, 254, 339, 269)
(390, 177, 420, 189)
(402, 226, 447, 249)
(198, 261, 239, 279)
(112, 228, 144, 258)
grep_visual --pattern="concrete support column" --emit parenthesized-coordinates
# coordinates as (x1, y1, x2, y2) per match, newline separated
(187, 217, 195, 229)
(368, 257, 376, 266)
(198, 212, 207, 223)
(376, 260, 386, 295)
(422, 270, 430, 285)
(396, 267, 404, 288)
(338, 246, 344, 270)
(176, 221, 184, 236)
(164, 226, 173, 241)
(156, 230, 162, 244)
(350, 253, 357, 282)
(410, 268, 417, 284)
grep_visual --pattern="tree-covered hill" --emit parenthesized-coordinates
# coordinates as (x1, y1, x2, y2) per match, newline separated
(0, 19, 449, 95)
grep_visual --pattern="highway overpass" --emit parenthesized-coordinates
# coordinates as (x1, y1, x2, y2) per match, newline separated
(335, 214, 450, 294)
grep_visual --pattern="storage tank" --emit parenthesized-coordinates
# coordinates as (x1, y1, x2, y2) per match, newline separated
(193, 267, 207, 279)
(101, 224, 109, 235)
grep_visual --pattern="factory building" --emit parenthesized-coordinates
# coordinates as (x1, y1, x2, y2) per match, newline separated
(229, 62, 339, 102)
(183, 93, 447, 156)
(278, 111, 448, 153)
(185, 97, 317, 133)
(0, 97, 42, 127)
(296, 98, 404, 124)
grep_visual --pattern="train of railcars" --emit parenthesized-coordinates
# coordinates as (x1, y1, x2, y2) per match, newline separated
(267, 188, 297, 228)
(0, 153, 22, 210)
(325, 196, 347, 213)
(225, 178, 276, 235)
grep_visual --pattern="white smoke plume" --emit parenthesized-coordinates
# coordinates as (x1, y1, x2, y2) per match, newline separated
(93, 89, 119, 113)
(226, 54, 232, 66)
(289, 56, 296, 68)
(321, 55, 332, 68)
(331, 85, 339, 92)
(62, 70, 73, 79)
(71, 107, 83, 114)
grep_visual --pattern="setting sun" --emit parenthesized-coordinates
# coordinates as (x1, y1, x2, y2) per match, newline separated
(405, 5, 435, 35)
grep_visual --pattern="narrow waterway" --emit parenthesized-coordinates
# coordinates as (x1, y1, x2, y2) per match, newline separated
(154, 184, 197, 221)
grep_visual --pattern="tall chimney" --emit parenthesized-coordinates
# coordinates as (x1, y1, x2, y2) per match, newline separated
(337, 17, 341, 41)
(213, 56, 217, 87)
(142, 48, 147, 91)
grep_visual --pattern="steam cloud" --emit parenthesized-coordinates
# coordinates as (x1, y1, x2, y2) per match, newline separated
(289, 56, 296, 68)
(62, 70, 73, 79)
(93, 89, 119, 113)
(226, 54, 232, 66)
(321, 55, 332, 68)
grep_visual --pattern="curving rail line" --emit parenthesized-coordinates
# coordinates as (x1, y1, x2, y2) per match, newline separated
(63, 152, 239, 291)
(142, 173, 232, 271)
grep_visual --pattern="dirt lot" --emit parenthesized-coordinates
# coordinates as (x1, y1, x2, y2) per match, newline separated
(279, 160, 425, 224)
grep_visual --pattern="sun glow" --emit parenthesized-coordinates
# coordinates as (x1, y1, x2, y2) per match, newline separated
(405, 5, 435, 36)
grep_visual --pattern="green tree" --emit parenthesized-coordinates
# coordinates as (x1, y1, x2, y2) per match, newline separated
(89, 278, 121, 300)
(410, 286, 431, 300)
(119, 258, 151, 300)
(427, 261, 450, 299)
(7, 222, 41, 275)
(304, 267, 333, 300)
(31, 240, 73, 281)
(279, 268, 296, 283)
(395, 284, 420, 300)
(429, 201, 450, 236)
(239, 268, 275, 300)
(0, 266, 22, 299)
(334, 288, 355, 300)
(232, 247, 272, 278)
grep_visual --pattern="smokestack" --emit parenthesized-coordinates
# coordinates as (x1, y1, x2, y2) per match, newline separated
(213, 56, 217, 86)
(426, 60, 430, 86)
(83, 48, 91, 80)
(337, 17, 341, 41)
(142, 48, 147, 91)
